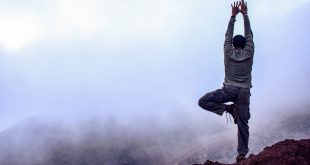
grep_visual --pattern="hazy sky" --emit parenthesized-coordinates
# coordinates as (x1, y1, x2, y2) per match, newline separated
(0, 0, 309, 130)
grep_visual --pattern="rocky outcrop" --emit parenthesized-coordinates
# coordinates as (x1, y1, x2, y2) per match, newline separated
(196, 139, 310, 165)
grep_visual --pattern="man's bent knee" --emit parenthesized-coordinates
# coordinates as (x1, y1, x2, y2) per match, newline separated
(198, 97, 205, 109)
(198, 97, 212, 111)
(198, 97, 206, 109)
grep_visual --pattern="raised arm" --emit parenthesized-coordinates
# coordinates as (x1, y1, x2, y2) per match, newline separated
(224, 1, 240, 49)
(224, 17, 236, 49)
(240, 0, 254, 56)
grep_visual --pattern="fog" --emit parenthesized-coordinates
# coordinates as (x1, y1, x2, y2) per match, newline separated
(0, 105, 309, 164)
(0, 0, 309, 164)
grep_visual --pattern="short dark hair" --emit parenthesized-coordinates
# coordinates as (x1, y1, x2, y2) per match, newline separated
(233, 35, 246, 49)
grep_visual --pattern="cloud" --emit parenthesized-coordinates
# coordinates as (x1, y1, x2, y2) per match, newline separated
(252, 0, 309, 20)
(0, 0, 309, 51)
(0, 0, 191, 51)
(0, 0, 309, 132)
(0, 10, 45, 51)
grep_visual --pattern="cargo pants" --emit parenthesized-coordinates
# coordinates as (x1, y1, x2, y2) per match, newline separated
(198, 85, 251, 154)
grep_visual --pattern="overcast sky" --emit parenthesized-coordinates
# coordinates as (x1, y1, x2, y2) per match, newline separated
(0, 0, 309, 130)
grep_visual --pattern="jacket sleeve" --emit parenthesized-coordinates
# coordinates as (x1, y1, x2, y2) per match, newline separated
(224, 16, 236, 54)
(242, 14, 254, 59)
(228, 14, 255, 62)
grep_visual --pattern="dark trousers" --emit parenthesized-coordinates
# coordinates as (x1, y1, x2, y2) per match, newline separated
(198, 85, 251, 154)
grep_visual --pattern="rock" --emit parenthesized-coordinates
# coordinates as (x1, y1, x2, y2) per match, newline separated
(197, 139, 310, 165)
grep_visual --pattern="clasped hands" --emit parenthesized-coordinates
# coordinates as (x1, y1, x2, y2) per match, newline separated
(231, 0, 248, 17)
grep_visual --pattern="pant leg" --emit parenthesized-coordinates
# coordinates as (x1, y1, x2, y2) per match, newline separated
(198, 87, 234, 116)
(236, 88, 251, 155)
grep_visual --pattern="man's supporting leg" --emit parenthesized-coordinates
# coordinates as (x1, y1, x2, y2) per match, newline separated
(198, 88, 231, 116)
(236, 88, 251, 155)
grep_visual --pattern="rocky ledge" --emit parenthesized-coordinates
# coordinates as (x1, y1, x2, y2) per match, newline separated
(195, 139, 310, 165)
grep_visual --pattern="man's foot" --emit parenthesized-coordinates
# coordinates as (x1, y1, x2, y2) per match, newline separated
(226, 104, 238, 124)
(236, 154, 246, 163)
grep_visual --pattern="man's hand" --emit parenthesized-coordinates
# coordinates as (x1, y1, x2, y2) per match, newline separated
(240, 0, 248, 15)
(231, 1, 240, 17)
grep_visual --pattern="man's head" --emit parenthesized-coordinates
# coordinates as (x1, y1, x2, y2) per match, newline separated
(233, 35, 246, 49)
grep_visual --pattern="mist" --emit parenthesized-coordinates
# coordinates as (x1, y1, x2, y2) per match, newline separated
(0, 0, 309, 164)
(0, 105, 309, 164)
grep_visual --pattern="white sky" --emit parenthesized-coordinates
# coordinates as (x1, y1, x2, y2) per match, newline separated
(0, 0, 309, 130)
(0, 0, 307, 51)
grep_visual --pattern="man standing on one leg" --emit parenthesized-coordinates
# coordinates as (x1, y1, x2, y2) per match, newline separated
(198, 0, 254, 163)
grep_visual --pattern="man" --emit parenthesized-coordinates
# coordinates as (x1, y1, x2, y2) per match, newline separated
(198, 0, 254, 163)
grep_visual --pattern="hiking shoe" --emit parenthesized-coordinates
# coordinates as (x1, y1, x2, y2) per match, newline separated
(236, 154, 246, 163)
(226, 104, 238, 124)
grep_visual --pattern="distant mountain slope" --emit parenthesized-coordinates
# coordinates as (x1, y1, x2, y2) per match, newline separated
(0, 108, 309, 165)
(0, 113, 214, 165)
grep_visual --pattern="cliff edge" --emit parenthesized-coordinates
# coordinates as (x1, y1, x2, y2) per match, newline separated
(195, 139, 310, 165)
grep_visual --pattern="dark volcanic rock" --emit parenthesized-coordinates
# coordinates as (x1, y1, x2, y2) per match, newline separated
(197, 139, 310, 165)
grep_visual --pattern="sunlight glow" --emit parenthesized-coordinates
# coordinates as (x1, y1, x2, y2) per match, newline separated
(0, 0, 186, 51)
(0, 11, 45, 51)
(0, 0, 308, 51)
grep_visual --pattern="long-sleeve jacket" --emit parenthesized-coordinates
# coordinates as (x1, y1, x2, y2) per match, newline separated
(223, 15, 254, 88)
